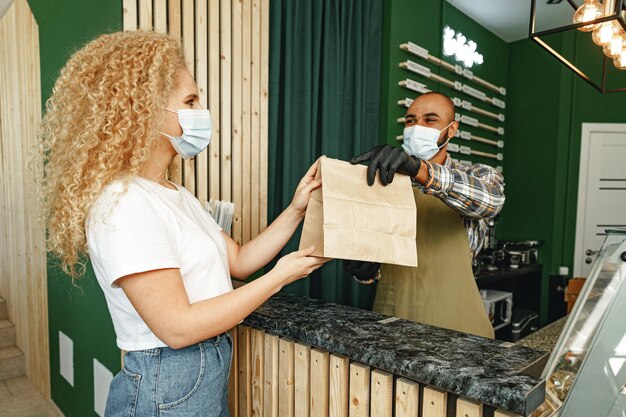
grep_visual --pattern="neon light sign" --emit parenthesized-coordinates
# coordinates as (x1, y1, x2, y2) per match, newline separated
(442, 26, 484, 68)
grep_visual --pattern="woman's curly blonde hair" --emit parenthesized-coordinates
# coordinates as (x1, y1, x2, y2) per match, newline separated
(39, 30, 186, 279)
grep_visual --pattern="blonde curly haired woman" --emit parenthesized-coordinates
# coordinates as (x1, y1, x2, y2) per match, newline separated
(40, 30, 327, 417)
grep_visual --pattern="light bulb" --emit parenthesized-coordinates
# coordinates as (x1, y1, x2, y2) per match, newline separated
(603, 31, 625, 58)
(593, 22, 618, 46)
(614, 48, 626, 70)
(573, 0, 603, 32)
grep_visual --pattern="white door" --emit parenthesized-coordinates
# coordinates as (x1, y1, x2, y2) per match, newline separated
(574, 123, 626, 278)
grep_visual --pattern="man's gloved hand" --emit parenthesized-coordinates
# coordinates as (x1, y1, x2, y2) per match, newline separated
(350, 145, 421, 186)
(343, 260, 381, 282)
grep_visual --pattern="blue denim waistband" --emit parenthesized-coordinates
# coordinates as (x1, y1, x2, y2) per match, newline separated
(130, 332, 231, 356)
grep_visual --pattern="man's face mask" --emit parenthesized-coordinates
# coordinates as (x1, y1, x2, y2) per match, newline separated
(402, 121, 453, 160)
(160, 108, 212, 159)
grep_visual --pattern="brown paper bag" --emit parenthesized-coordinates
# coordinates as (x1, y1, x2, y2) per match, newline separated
(299, 157, 417, 267)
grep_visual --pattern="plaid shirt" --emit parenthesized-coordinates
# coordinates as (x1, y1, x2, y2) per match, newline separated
(415, 156, 505, 258)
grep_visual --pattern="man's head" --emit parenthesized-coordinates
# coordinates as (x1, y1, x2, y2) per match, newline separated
(404, 92, 458, 147)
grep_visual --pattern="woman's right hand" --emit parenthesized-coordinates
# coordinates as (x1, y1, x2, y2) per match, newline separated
(271, 246, 329, 286)
(289, 158, 322, 218)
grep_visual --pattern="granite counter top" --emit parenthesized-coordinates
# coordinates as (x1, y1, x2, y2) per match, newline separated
(517, 316, 567, 352)
(244, 292, 546, 416)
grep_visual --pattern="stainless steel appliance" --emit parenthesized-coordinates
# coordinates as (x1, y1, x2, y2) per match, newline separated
(498, 240, 544, 267)
(480, 289, 513, 331)
(510, 308, 538, 341)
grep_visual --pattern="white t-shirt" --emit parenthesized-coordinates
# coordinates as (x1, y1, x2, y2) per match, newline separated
(86, 176, 233, 351)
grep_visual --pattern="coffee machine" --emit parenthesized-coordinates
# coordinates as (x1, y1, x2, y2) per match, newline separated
(498, 240, 544, 268)
(474, 212, 544, 273)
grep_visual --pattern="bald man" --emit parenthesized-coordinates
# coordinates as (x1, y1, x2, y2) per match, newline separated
(345, 92, 505, 338)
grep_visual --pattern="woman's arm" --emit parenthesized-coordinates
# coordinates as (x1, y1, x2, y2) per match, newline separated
(117, 246, 327, 349)
(224, 158, 322, 279)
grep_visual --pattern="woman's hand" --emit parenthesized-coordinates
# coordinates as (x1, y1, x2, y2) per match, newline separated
(289, 158, 323, 217)
(270, 246, 329, 286)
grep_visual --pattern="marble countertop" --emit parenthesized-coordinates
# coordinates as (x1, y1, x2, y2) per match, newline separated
(517, 316, 567, 352)
(244, 292, 546, 416)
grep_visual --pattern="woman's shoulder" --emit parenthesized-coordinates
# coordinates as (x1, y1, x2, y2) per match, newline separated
(89, 177, 154, 220)
(95, 177, 142, 203)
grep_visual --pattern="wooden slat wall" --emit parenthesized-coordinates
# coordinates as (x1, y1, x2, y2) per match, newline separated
(0, 0, 49, 398)
(423, 387, 447, 417)
(251, 328, 265, 417)
(456, 398, 483, 417)
(329, 354, 349, 417)
(229, 328, 240, 416)
(263, 333, 279, 417)
(181, 0, 196, 195)
(165, 0, 183, 183)
(294, 342, 311, 417)
(238, 325, 252, 417)
(195, 0, 208, 204)
(231, 0, 243, 242)
(278, 338, 295, 417)
(259, 0, 269, 229)
(396, 378, 419, 417)
(349, 362, 371, 417)
(123, 0, 270, 245)
(494, 410, 523, 417)
(310, 348, 330, 417)
(231, 325, 524, 417)
(371, 369, 393, 417)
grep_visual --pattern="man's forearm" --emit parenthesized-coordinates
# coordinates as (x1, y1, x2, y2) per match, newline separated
(416, 161, 505, 219)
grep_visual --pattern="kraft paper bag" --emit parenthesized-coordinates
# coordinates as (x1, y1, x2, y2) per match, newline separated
(299, 157, 417, 267)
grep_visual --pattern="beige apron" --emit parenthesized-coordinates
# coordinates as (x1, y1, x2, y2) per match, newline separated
(373, 188, 494, 339)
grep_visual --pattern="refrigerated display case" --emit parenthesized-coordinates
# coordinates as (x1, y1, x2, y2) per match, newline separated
(535, 228, 626, 417)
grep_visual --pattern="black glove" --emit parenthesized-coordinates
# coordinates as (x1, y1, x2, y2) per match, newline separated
(350, 145, 421, 186)
(343, 260, 381, 282)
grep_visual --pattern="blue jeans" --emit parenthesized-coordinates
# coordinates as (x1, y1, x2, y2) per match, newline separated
(105, 332, 233, 417)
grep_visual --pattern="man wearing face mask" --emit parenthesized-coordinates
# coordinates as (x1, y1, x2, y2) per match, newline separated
(344, 92, 504, 338)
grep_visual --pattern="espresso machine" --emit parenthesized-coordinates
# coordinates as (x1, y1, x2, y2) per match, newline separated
(498, 240, 544, 268)
(474, 213, 544, 274)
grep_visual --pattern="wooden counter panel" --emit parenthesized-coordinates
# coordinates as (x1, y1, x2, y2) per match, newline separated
(230, 324, 526, 417)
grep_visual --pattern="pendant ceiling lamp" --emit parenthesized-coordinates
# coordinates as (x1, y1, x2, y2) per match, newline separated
(530, 0, 626, 93)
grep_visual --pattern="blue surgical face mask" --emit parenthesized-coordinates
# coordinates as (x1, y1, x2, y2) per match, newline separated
(160, 108, 212, 159)
(402, 121, 453, 160)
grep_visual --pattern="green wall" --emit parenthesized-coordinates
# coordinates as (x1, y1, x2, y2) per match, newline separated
(31, 0, 626, 414)
(28, 0, 122, 415)
(501, 31, 626, 323)
(499, 37, 565, 325)
(381, 0, 508, 167)
(381, 1, 626, 326)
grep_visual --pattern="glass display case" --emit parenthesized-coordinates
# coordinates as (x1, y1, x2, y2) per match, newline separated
(533, 228, 626, 417)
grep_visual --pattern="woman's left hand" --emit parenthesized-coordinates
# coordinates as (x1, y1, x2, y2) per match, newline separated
(290, 157, 323, 217)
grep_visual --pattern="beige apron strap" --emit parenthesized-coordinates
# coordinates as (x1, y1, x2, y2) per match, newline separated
(374, 188, 494, 339)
